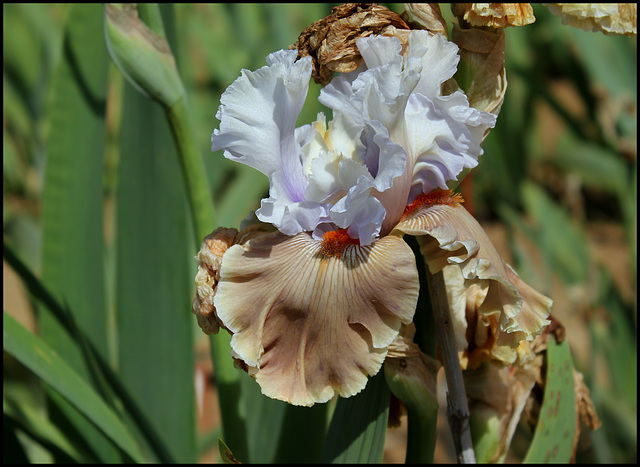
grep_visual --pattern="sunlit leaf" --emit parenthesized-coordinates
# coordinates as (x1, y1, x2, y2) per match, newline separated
(524, 338, 577, 463)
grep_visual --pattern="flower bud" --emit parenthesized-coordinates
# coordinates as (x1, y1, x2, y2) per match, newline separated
(104, 4, 184, 106)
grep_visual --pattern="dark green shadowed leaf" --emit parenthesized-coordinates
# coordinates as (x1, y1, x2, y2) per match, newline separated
(115, 81, 196, 462)
(4, 241, 176, 463)
(524, 338, 577, 464)
(321, 371, 390, 463)
(39, 3, 115, 461)
(3, 312, 145, 463)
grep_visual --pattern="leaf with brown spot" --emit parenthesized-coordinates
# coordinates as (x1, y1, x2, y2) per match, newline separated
(523, 338, 578, 463)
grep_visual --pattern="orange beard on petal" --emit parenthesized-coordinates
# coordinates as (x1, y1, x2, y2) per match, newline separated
(320, 228, 360, 257)
(402, 188, 464, 220)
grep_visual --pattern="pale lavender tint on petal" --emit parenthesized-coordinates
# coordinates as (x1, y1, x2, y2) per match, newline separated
(211, 49, 310, 204)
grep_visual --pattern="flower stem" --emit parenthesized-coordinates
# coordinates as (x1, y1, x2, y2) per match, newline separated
(163, 96, 216, 245)
(426, 268, 476, 464)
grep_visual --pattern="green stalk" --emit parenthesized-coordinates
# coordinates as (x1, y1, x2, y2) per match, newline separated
(163, 97, 216, 244)
(426, 268, 476, 464)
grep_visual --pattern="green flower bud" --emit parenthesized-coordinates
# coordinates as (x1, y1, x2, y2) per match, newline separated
(104, 4, 184, 106)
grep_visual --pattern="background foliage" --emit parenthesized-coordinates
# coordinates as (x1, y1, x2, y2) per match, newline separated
(3, 3, 636, 463)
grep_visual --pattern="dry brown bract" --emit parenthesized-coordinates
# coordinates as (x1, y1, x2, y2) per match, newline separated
(291, 3, 410, 85)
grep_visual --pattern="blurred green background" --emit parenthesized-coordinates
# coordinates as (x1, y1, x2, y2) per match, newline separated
(3, 3, 636, 463)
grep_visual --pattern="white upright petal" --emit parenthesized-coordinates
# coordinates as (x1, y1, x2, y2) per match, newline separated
(211, 50, 311, 203)
(408, 32, 460, 98)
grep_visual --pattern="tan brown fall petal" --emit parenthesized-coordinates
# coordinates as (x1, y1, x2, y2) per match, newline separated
(291, 3, 410, 85)
(544, 3, 637, 36)
(452, 3, 536, 28)
(213, 230, 419, 406)
(394, 201, 552, 356)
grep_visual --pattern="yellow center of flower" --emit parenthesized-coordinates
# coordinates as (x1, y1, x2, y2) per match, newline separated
(401, 189, 464, 220)
(320, 229, 360, 257)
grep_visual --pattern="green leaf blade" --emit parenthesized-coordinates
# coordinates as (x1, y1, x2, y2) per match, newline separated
(114, 81, 196, 463)
(3, 311, 145, 463)
(524, 338, 577, 464)
(321, 371, 390, 463)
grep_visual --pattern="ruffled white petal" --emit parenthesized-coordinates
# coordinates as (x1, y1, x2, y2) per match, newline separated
(212, 31, 496, 247)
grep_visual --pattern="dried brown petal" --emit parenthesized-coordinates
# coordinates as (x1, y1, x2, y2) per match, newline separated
(574, 369, 602, 431)
(192, 227, 238, 335)
(544, 3, 637, 36)
(452, 3, 536, 28)
(402, 3, 448, 36)
(452, 25, 507, 117)
(291, 3, 410, 85)
(465, 345, 541, 462)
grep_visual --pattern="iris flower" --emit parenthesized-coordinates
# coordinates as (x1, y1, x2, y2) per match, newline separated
(193, 30, 552, 407)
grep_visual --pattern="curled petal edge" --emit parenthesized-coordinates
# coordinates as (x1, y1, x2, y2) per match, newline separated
(393, 192, 552, 349)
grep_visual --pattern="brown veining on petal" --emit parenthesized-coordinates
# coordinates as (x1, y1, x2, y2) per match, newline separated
(214, 231, 419, 406)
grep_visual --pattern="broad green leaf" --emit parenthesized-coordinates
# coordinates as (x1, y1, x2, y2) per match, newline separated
(321, 371, 390, 463)
(114, 74, 196, 463)
(41, 2, 109, 355)
(39, 3, 115, 461)
(3, 418, 31, 464)
(3, 311, 145, 463)
(215, 166, 268, 229)
(524, 338, 577, 464)
(241, 376, 286, 463)
(271, 400, 328, 463)
(552, 134, 630, 196)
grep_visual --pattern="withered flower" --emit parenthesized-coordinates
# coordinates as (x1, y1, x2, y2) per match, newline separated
(452, 3, 536, 28)
(291, 3, 410, 85)
(544, 3, 637, 36)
